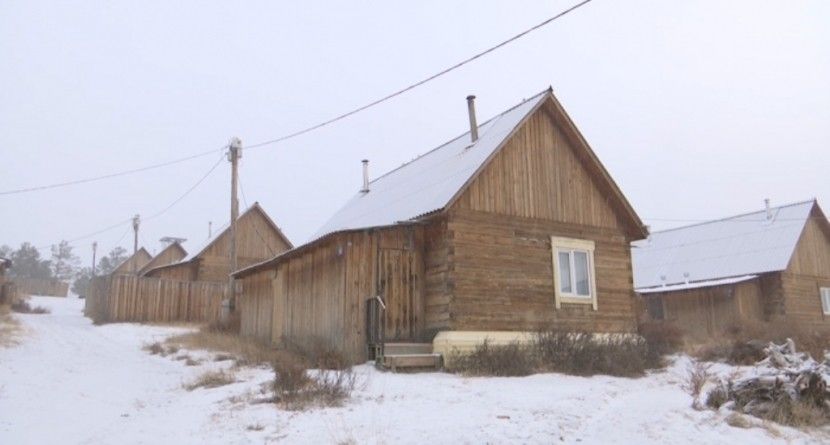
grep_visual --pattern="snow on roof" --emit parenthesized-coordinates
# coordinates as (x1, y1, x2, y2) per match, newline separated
(632, 200, 815, 290)
(311, 89, 551, 240)
(637, 275, 758, 294)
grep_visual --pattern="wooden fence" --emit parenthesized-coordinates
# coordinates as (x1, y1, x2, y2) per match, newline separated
(85, 275, 227, 324)
(14, 277, 69, 297)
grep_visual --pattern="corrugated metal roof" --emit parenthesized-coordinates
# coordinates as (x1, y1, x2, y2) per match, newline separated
(310, 90, 550, 240)
(632, 200, 815, 290)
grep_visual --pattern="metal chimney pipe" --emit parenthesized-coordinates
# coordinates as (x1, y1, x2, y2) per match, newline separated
(361, 159, 369, 193)
(764, 198, 772, 220)
(466, 95, 479, 143)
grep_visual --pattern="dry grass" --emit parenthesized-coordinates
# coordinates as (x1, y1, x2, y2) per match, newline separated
(184, 369, 237, 391)
(10, 300, 49, 314)
(0, 304, 23, 347)
(165, 329, 286, 367)
(726, 412, 752, 429)
(535, 330, 653, 377)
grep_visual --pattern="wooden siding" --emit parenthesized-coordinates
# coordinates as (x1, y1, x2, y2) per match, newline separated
(84, 275, 226, 323)
(199, 206, 292, 281)
(138, 243, 187, 276)
(447, 209, 637, 333)
(423, 219, 451, 333)
(13, 277, 69, 297)
(112, 249, 153, 276)
(643, 279, 765, 339)
(779, 207, 830, 331)
(239, 270, 273, 343)
(454, 108, 629, 233)
(145, 261, 197, 281)
(239, 227, 424, 362)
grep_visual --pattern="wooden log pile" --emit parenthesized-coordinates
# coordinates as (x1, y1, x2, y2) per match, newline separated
(708, 339, 829, 425)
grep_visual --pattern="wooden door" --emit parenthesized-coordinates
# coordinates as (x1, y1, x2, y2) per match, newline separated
(377, 248, 420, 341)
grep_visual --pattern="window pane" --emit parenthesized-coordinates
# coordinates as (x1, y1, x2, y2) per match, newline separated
(822, 289, 830, 314)
(558, 251, 571, 293)
(574, 251, 590, 296)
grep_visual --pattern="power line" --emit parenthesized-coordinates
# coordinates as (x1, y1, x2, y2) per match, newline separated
(36, 153, 225, 252)
(0, 1, 592, 196)
(245, 0, 595, 150)
(0, 145, 226, 196)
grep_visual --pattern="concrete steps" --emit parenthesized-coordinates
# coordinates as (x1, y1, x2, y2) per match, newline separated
(378, 342, 441, 371)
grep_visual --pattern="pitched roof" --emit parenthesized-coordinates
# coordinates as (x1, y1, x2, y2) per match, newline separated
(138, 242, 187, 276)
(632, 200, 822, 290)
(311, 90, 552, 239)
(235, 88, 646, 278)
(142, 202, 291, 275)
(112, 247, 151, 275)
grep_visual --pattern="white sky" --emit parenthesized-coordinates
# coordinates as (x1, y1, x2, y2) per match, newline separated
(1, 0, 828, 265)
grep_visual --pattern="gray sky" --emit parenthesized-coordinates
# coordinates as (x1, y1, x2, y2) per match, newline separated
(1, 0, 828, 266)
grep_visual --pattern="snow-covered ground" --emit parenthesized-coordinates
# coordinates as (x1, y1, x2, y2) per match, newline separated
(0, 296, 826, 444)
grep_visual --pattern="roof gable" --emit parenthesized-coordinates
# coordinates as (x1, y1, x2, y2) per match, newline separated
(632, 200, 818, 289)
(138, 242, 187, 276)
(112, 247, 152, 275)
(312, 88, 646, 241)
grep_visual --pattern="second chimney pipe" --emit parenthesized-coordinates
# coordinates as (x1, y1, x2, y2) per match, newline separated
(764, 198, 772, 220)
(467, 95, 478, 143)
(361, 159, 369, 193)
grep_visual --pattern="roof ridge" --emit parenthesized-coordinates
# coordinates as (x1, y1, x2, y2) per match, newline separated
(648, 199, 815, 235)
(367, 88, 551, 185)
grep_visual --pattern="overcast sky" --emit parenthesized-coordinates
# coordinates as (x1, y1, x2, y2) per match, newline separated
(1, 0, 828, 265)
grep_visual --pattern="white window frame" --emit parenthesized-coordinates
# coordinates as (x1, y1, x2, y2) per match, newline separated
(551, 236, 598, 310)
(821, 288, 830, 316)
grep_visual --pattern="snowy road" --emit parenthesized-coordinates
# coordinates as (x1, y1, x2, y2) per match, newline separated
(0, 297, 825, 444)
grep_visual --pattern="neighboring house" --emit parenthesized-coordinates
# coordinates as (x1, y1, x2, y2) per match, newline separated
(143, 202, 292, 283)
(632, 200, 830, 338)
(234, 89, 648, 365)
(110, 247, 153, 276)
(137, 241, 187, 276)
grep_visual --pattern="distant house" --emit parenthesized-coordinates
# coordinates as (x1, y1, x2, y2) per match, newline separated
(632, 200, 830, 338)
(233, 89, 648, 365)
(111, 247, 152, 276)
(137, 242, 187, 276)
(143, 202, 292, 283)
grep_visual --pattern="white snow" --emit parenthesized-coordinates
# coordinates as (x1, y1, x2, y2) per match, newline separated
(1, 296, 827, 444)
(632, 200, 815, 289)
(637, 274, 758, 294)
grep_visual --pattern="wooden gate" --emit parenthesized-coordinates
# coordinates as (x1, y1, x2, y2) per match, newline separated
(376, 248, 420, 342)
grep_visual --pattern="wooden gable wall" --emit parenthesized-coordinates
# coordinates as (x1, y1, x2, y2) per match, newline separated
(198, 208, 292, 281)
(112, 249, 153, 276)
(780, 205, 830, 330)
(442, 104, 638, 333)
(139, 244, 187, 276)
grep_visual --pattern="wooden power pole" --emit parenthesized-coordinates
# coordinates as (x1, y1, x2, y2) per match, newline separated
(227, 137, 242, 312)
(91, 241, 97, 277)
(132, 214, 140, 274)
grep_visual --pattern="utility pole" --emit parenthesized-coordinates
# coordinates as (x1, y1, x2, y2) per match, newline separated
(132, 214, 140, 274)
(227, 137, 242, 314)
(91, 241, 97, 277)
(208, 221, 212, 239)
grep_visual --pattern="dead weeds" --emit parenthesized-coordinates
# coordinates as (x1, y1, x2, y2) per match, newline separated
(184, 369, 237, 391)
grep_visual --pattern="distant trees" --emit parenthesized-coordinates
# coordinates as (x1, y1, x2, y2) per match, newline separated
(71, 267, 93, 297)
(51, 241, 80, 281)
(8, 242, 53, 279)
(96, 247, 128, 276)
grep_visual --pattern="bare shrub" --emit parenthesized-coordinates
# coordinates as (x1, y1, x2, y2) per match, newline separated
(535, 330, 651, 377)
(143, 342, 165, 356)
(447, 341, 537, 377)
(638, 321, 683, 364)
(283, 337, 349, 370)
(204, 312, 241, 334)
(10, 300, 49, 314)
(272, 360, 358, 410)
(681, 360, 712, 409)
(185, 369, 236, 391)
(697, 321, 829, 365)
